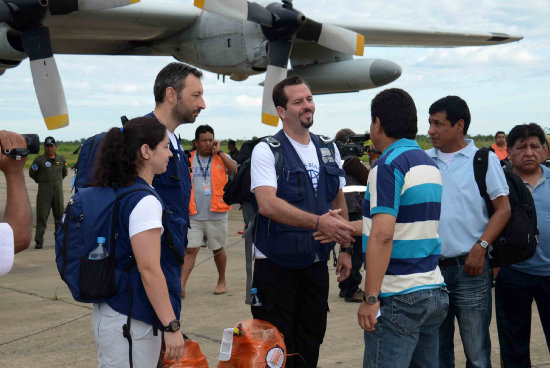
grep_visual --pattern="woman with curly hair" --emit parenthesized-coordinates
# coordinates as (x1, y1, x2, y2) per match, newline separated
(90, 116, 185, 367)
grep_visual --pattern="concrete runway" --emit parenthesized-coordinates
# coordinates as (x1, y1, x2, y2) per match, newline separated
(1, 172, 549, 367)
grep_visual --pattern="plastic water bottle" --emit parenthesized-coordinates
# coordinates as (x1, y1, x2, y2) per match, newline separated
(88, 237, 108, 260)
(250, 288, 262, 307)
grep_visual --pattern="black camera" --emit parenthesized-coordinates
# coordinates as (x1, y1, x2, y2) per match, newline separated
(335, 134, 380, 157)
(0, 134, 40, 159)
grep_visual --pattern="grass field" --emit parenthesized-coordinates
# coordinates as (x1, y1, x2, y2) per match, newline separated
(23, 135, 496, 170)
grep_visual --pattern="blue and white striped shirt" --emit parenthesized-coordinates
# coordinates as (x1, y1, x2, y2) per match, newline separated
(363, 139, 445, 297)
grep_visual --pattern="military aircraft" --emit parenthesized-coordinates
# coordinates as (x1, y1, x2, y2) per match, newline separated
(0, 0, 522, 129)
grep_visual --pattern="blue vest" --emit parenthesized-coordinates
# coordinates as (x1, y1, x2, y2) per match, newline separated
(106, 178, 183, 326)
(254, 130, 344, 269)
(146, 112, 191, 253)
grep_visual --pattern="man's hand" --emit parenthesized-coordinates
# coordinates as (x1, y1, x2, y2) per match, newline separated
(358, 301, 379, 331)
(0, 130, 27, 174)
(163, 331, 185, 361)
(464, 243, 486, 276)
(336, 251, 351, 282)
(317, 210, 355, 243)
(213, 139, 221, 153)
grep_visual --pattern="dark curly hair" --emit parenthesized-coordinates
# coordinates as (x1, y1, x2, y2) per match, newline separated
(91, 116, 167, 187)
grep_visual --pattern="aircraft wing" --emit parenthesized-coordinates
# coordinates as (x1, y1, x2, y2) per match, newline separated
(42, 1, 202, 55)
(334, 22, 523, 47)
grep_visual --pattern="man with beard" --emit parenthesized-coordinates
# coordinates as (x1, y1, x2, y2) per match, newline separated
(147, 62, 205, 299)
(250, 76, 354, 368)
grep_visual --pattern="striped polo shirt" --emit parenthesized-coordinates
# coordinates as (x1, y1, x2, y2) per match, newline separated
(363, 138, 445, 297)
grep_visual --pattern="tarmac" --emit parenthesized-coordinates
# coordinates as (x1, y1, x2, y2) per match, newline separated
(1, 172, 549, 367)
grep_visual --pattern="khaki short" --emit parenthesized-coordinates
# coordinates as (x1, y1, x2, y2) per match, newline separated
(187, 217, 228, 251)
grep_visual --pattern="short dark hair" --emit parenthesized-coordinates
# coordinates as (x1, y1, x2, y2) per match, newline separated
(371, 88, 417, 140)
(495, 131, 506, 139)
(227, 139, 236, 146)
(507, 123, 547, 148)
(334, 129, 355, 143)
(195, 124, 214, 141)
(272, 75, 310, 109)
(429, 96, 471, 135)
(154, 62, 202, 103)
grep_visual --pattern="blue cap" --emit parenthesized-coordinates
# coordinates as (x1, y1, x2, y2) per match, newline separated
(251, 287, 257, 293)
(97, 237, 106, 244)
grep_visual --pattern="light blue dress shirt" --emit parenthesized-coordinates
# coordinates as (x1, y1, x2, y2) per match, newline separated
(426, 140, 509, 258)
(512, 165, 550, 276)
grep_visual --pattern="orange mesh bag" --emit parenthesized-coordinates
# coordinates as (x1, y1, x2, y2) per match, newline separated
(217, 319, 286, 368)
(163, 337, 209, 368)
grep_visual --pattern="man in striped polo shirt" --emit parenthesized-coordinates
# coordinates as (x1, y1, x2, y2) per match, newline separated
(359, 89, 448, 367)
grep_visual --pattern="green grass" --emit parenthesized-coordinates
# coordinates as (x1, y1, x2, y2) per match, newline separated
(23, 135, 496, 169)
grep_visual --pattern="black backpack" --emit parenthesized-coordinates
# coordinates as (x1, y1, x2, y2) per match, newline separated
(473, 147, 539, 267)
(223, 136, 283, 206)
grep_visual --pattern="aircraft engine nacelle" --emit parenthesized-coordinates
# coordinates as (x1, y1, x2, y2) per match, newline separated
(175, 12, 268, 77)
(0, 25, 26, 76)
(290, 59, 402, 94)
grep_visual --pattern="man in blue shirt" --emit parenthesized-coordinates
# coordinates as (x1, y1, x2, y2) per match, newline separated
(426, 96, 510, 368)
(495, 123, 550, 367)
(359, 88, 448, 368)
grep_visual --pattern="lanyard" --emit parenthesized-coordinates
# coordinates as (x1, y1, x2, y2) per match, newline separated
(196, 154, 212, 179)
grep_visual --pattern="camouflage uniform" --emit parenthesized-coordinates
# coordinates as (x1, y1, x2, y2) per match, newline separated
(29, 153, 67, 245)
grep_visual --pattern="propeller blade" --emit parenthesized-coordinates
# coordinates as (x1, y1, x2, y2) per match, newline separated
(77, 0, 140, 11)
(297, 19, 364, 56)
(262, 39, 292, 127)
(21, 27, 68, 130)
(194, 0, 272, 27)
(0, 1, 13, 23)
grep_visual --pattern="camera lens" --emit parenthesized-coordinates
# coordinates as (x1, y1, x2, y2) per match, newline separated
(22, 134, 40, 154)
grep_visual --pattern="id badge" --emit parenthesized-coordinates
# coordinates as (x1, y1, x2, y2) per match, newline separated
(204, 183, 212, 195)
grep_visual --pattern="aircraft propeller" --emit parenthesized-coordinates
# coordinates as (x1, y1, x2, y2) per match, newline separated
(194, 0, 365, 126)
(0, 0, 139, 129)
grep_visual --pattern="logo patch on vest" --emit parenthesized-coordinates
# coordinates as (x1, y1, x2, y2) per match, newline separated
(320, 147, 334, 163)
(45, 161, 51, 168)
(265, 346, 285, 368)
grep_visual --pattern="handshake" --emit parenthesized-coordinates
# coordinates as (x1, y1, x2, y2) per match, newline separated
(312, 209, 359, 245)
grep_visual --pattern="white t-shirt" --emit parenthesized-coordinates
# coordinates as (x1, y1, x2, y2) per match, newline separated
(251, 132, 346, 191)
(0, 223, 14, 276)
(129, 195, 164, 238)
(436, 150, 459, 165)
(167, 131, 180, 159)
(250, 132, 346, 258)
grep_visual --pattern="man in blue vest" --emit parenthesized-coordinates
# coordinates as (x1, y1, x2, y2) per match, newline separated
(250, 75, 355, 368)
(147, 62, 205, 298)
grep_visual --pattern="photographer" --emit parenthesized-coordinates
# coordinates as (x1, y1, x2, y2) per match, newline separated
(334, 129, 380, 302)
(0, 130, 32, 276)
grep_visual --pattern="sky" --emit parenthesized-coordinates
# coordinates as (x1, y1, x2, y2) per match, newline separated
(1, 0, 549, 142)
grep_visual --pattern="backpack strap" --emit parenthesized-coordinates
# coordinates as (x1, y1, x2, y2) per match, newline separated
(245, 136, 282, 305)
(473, 147, 494, 215)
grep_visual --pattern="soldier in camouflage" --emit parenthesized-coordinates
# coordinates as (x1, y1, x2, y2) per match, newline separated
(29, 137, 67, 249)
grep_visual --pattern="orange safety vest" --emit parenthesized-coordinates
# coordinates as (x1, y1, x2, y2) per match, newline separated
(189, 151, 232, 215)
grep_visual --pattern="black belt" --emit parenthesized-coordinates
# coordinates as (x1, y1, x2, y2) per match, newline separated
(438, 254, 468, 268)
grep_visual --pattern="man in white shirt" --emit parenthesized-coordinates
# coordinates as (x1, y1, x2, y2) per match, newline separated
(250, 76, 354, 368)
(0, 130, 32, 276)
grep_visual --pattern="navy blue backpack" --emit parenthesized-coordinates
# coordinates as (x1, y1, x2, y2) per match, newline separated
(55, 185, 161, 303)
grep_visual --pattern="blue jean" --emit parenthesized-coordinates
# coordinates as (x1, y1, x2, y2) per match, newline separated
(439, 260, 492, 368)
(495, 266, 550, 368)
(363, 287, 449, 368)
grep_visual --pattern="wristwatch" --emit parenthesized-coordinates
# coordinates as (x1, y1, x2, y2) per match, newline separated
(216, 150, 223, 155)
(339, 246, 353, 255)
(476, 239, 489, 249)
(162, 319, 181, 333)
(362, 293, 379, 305)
